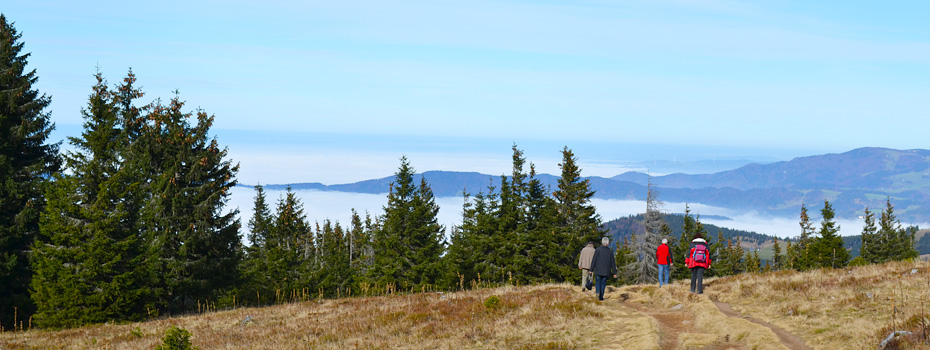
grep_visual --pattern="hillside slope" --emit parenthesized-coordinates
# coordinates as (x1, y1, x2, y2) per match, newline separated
(5, 261, 927, 349)
(614, 147, 930, 191)
(256, 147, 930, 222)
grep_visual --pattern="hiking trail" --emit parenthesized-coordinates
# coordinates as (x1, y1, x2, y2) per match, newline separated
(596, 285, 813, 350)
(712, 300, 813, 350)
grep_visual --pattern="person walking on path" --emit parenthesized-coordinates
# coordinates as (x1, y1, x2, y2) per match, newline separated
(656, 238, 673, 287)
(589, 237, 617, 301)
(685, 233, 712, 294)
(578, 241, 596, 291)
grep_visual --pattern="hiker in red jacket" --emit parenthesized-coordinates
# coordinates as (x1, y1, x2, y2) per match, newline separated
(685, 233, 711, 294)
(656, 238, 673, 287)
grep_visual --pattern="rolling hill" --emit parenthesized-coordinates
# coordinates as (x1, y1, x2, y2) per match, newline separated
(255, 147, 930, 222)
(6, 260, 928, 349)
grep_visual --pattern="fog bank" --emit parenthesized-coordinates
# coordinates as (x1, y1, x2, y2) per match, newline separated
(227, 187, 925, 243)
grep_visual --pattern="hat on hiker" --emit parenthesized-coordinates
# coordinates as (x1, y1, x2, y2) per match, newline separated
(662, 238, 668, 244)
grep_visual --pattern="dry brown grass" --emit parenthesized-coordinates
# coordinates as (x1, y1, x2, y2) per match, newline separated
(704, 260, 930, 350)
(614, 284, 790, 350)
(4, 261, 928, 349)
(0, 285, 626, 349)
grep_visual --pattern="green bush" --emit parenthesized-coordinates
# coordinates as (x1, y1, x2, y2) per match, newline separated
(484, 295, 501, 311)
(849, 256, 869, 267)
(130, 327, 144, 338)
(155, 326, 198, 350)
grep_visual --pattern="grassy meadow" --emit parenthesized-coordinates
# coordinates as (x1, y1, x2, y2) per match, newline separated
(2, 260, 928, 349)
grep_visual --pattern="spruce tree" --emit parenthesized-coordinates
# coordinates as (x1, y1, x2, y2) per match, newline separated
(271, 188, 314, 298)
(498, 145, 531, 284)
(705, 229, 724, 277)
(859, 207, 878, 264)
(140, 96, 241, 314)
(447, 188, 500, 287)
(795, 204, 816, 270)
(878, 199, 918, 262)
(613, 236, 634, 286)
(714, 239, 736, 276)
(32, 72, 148, 328)
(745, 249, 761, 273)
(809, 200, 848, 269)
(246, 185, 273, 247)
(731, 238, 746, 275)
(771, 237, 782, 271)
(370, 157, 444, 290)
(445, 193, 480, 288)
(672, 206, 702, 280)
(784, 239, 796, 270)
(522, 164, 560, 283)
(347, 209, 373, 284)
(317, 220, 351, 297)
(553, 147, 604, 281)
(239, 184, 277, 305)
(0, 14, 61, 329)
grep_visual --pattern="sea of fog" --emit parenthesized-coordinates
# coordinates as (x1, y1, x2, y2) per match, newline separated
(225, 186, 908, 244)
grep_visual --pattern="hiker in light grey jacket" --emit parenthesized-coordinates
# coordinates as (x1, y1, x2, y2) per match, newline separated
(578, 241, 596, 290)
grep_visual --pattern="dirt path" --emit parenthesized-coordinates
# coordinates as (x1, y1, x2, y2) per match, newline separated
(713, 301, 812, 350)
(623, 302, 695, 349)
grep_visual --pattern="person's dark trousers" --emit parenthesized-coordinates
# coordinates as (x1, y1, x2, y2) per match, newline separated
(595, 275, 608, 300)
(690, 267, 706, 294)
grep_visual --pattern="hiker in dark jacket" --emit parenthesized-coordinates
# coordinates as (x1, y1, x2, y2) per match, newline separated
(589, 237, 617, 301)
(685, 233, 712, 294)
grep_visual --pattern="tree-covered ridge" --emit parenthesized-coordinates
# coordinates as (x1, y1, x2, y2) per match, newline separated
(262, 147, 930, 222)
(602, 213, 778, 250)
(612, 147, 930, 221)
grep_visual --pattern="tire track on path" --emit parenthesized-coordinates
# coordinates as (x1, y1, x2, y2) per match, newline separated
(713, 301, 812, 350)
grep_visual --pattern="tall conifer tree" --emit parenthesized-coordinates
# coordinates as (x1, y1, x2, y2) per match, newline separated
(370, 157, 444, 289)
(672, 206, 705, 280)
(704, 229, 724, 277)
(317, 220, 351, 297)
(771, 237, 782, 271)
(347, 209, 373, 282)
(809, 200, 848, 268)
(859, 207, 879, 264)
(878, 199, 918, 262)
(0, 14, 61, 328)
(795, 204, 815, 270)
(140, 96, 241, 314)
(553, 147, 604, 281)
(522, 164, 560, 283)
(32, 72, 148, 327)
(239, 184, 279, 305)
(497, 145, 530, 283)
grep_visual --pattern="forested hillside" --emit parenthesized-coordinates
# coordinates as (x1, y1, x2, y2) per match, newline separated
(261, 147, 930, 222)
(606, 213, 928, 260)
(602, 213, 779, 249)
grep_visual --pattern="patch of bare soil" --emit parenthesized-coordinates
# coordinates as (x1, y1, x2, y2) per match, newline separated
(713, 301, 812, 350)
(622, 301, 686, 349)
(651, 311, 694, 349)
(622, 299, 747, 350)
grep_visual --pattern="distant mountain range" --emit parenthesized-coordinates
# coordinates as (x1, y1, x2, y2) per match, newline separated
(253, 147, 930, 222)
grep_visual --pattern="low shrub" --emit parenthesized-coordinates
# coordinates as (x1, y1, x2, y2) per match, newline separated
(155, 326, 198, 350)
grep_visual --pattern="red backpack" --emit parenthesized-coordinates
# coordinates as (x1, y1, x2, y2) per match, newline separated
(692, 244, 709, 264)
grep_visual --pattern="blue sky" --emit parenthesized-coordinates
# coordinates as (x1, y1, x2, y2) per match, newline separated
(5, 0, 930, 185)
